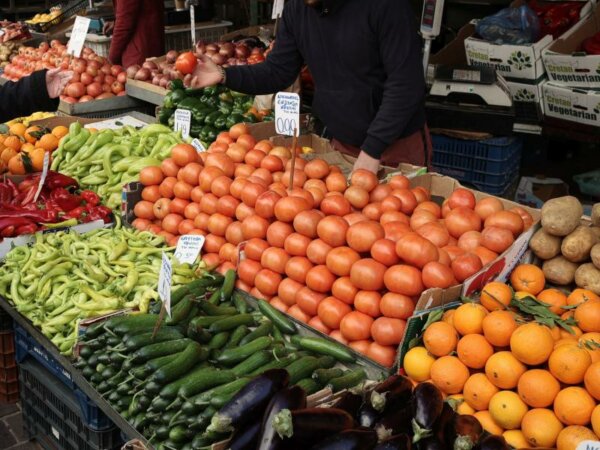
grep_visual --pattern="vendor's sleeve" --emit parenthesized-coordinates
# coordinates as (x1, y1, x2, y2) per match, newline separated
(361, 0, 426, 159)
(109, 0, 142, 65)
(225, 2, 303, 95)
(0, 70, 58, 122)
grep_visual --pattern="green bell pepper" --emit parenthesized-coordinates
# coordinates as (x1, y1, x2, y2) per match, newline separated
(200, 126, 218, 143)
(163, 89, 186, 109)
(226, 113, 246, 129)
(158, 107, 174, 125)
(204, 111, 222, 126)
(214, 115, 228, 130)
(169, 79, 184, 91)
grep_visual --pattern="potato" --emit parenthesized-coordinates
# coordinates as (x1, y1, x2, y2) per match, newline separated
(591, 227, 600, 242)
(592, 243, 600, 270)
(542, 256, 578, 285)
(541, 196, 583, 236)
(575, 263, 600, 295)
(561, 225, 598, 262)
(529, 228, 562, 260)
(592, 203, 600, 227)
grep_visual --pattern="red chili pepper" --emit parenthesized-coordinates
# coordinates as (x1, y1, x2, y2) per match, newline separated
(45, 171, 79, 190)
(0, 184, 12, 204)
(1, 226, 15, 238)
(5, 179, 19, 198)
(81, 190, 100, 207)
(50, 188, 83, 212)
(0, 217, 36, 237)
(63, 206, 87, 220)
(86, 205, 111, 222)
(15, 223, 38, 235)
(0, 209, 57, 222)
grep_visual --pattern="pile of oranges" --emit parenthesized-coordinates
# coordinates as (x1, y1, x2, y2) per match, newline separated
(0, 123, 66, 174)
(403, 263, 600, 450)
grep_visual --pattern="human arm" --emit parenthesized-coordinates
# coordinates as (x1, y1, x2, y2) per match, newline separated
(108, 0, 142, 65)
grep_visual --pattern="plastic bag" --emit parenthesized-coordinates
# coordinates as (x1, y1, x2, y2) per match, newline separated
(476, 5, 541, 45)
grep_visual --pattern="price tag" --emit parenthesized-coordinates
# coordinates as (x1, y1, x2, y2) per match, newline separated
(67, 16, 91, 57)
(275, 92, 300, 136)
(174, 235, 206, 264)
(272, 0, 284, 19)
(576, 441, 600, 450)
(158, 252, 173, 316)
(174, 109, 192, 139)
(191, 138, 206, 152)
(33, 151, 50, 202)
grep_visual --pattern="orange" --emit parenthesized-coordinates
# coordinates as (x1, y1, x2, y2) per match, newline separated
(575, 299, 600, 332)
(20, 143, 34, 153)
(3, 136, 21, 152)
(584, 361, 600, 400)
(23, 126, 41, 144)
(422, 321, 458, 357)
(51, 125, 69, 139)
(489, 390, 528, 430)
(442, 309, 455, 327)
(521, 409, 564, 448)
(0, 147, 17, 164)
(430, 355, 470, 394)
(474, 410, 504, 436)
(9, 123, 26, 137)
(567, 288, 599, 306)
(0, 135, 6, 145)
(555, 337, 579, 348)
(561, 325, 583, 340)
(29, 148, 46, 172)
(8, 154, 27, 175)
(453, 303, 488, 336)
(548, 344, 592, 385)
(480, 281, 512, 311)
(537, 288, 568, 315)
(485, 351, 526, 389)
(510, 264, 545, 295)
(556, 426, 598, 450)
(482, 310, 518, 347)
(463, 373, 499, 411)
(510, 322, 554, 365)
(37, 134, 59, 152)
(517, 369, 561, 408)
(402, 346, 435, 382)
(457, 334, 494, 369)
(548, 325, 563, 341)
(503, 430, 529, 449)
(554, 387, 596, 426)
(448, 394, 476, 415)
(562, 310, 575, 320)
(592, 405, 600, 437)
(580, 332, 600, 363)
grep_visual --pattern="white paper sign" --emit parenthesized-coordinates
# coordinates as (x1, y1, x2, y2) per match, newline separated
(174, 235, 205, 264)
(158, 252, 173, 316)
(67, 16, 91, 57)
(33, 152, 50, 202)
(272, 0, 284, 19)
(275, 92, 300, 136)
(576, 441, 600, 450)
(174, 109, 192, 139)
(191, 138, 206, 152)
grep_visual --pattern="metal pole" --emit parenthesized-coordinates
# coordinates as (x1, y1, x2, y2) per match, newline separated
(187, 0, 198, 48)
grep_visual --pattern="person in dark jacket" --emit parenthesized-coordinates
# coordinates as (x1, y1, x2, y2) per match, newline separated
(190, 0, 429, 173)
(104, 0, 165, 67)
(0, 68, 71, 122)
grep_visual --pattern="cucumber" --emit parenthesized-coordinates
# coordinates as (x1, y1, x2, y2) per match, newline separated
(198, 301, 237, 316)
(150, 396, 171, 412)
(286, 355, 336, 384)
(207, 331, 230, 350)
(131, 338, 192, 363)
(220, 269, 236, 302)
(193, 378, 251, 407)
(177, 368, 236, 399)
(224, 325, 250, 349)
(189, 315, 230, 328)
(123, 329, 185, 351)
(312, 367, 344, 385)
(169, 425, 189, 443)
(82, 321, 105, 340)
(186, 322, 212, 344)
(230, 350, 273, 377)
(156, 425, 170, 440)
(209, 314, 256, 333)
(238, 320, 272, 346)
(79, 346, 93, 359)
(297, 337, 355, 363)
(216, 336, 273, 366)
(151, 342, 205, 385)
(327, 368, 367, 392)
(247, 354, 299, 376)
(296, 377, 322, 395)
(145, 352, 184, 372)
(257, 299, 296, 334)
(144, 380, 163, 396)
(165, 296, 194, 325)
(155, 362, 213, 400)
(232, 291, 249, 314)
(107, 314, 160, 334)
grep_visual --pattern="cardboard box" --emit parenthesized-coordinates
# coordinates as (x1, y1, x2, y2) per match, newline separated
(219, 24, 275, 42)
(57, 95, 143, 116)
(542, 81, 600, 126)
(515, 175, 570, 208)
(506, 78, 546, 114)
(543, 5, 600, 88)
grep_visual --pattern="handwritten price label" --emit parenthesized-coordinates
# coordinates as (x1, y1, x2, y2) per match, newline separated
(158, 252, 173, 317)
(67, 16, 91, 57)
(174, 109, 192, 139)
(174, 235, 205, 264)
(191, 138, 206, 152)
(274, 92, 300, 136)
(272, 0, 284, 18)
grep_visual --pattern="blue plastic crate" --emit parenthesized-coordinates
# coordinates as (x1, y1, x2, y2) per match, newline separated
(14, 323, 113, 431)
(432, 135, 522, 195)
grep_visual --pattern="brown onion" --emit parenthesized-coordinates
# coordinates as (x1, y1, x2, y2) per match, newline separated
(142, 61, 158, 71)
(211, 53, 226, 65)
(235, 44, 250, 58)
(134, 68, 151, 81)
(166, 50, 179, 63)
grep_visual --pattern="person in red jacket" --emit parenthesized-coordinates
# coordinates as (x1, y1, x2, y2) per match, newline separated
(104, 0, 165, 67)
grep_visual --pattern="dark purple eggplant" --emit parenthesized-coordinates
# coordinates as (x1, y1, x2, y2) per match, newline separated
(446, 414, 483, 450)
(310, 428, 378, 450)
(331, 392, 363, 419)
(473, 435, 509, 450)
(272, 408, 354, 448)
(417, 437, 445, 450)
(411, 382, 444, 443)
(358, 402, 381, 428)
(375, 375, 413, 394)
(258, 385, 307, 450)
(374, 404, 412, 441)
(433, 402, 456, 443)
(229, 421, 261, 450)
(374, 434, 412, 450)
(371, 375, 414, 413)
(208, 369, 289, 433)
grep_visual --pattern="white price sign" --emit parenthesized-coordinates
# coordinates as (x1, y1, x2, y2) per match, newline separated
(33, 151, 50, 202)
(274, 92, 300, 136)
(158, 252, 173, 316)
(174, 235, 205, 264)
(67, 16, 91, 57)
(576, 441, 600, 450)
(174, 109, 192, 139)
(191, 138, 206, 152)
(272, 0, 284, 19)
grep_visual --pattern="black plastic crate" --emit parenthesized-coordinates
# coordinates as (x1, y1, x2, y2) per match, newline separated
(0, 308, 12, 331)
(19, 359, 123, 450)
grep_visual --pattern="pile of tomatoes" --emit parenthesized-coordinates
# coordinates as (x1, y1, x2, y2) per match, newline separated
(132, 123, 534, 367)
(2, 41, 127, 103)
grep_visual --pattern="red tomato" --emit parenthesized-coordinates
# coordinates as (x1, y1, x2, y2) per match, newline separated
(331, 277, 358, 305)
(296, 287, 326, 316)
(384, 265, 424, 296)
(244, 238, 269, 261)
(395, 232, 439, 269)
(175, 52, 197, 74)
(317, 296, 352, 329)
(326, 247, 360, 276)
(475, 197, 504, 220)
(422, 261, 456, 289)
(484, 210, 524, 237)
(278, 278, 303, 306)
(380, 293, 415, 319)
(354, 290, 382, 318)
(317, 216, 349, 247)
(481, 226, 515, 253)
(260, 247, 290, 274)
(367, 342, 396, 367)
(307, 316, 331, 335)
(266, 221, 294, 248)
(448, 188, 476, 209)
(306, 265, 336, 293)
(451, 252, 483, 282)
(371, 239, 400, 267)
(346, 221, 385, 253)
(340, 311, 374, 341)
(254, 269, 282, 296)
(371, 317, 406, 346)
(285, 256, 314, 284)
(350, 258, 386, 291)
(445, 207, 482, 238)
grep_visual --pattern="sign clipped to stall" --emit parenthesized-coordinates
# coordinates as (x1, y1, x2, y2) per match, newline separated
(174, 109, 192, 139)
(174, 235, 206, 264)
(158, 252, 173, 316)
(67, 16, 91, 57)
(272, 0, 284, 19)
(33, 151, 50, 202)
(191, 138, 206, 152)
(275, 92, 300, 136)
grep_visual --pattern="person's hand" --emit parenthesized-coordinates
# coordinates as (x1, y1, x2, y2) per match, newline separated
(352, 150, 380, 174)
(190, 55, 224, 88)
(103, 20, 114, 36)
(45, 68, 73, 98)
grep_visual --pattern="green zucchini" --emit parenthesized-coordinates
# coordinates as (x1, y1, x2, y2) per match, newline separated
(192, 378, 251, 407)
(248, 354, 300, 376)
(165, 296, 194, 325)
(189, 315, 230, 328)
(232, 291, 249, 313)
(216, 336, 272, 366)
(220, 269, 236, 302)
(257, 299, 296, 334)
